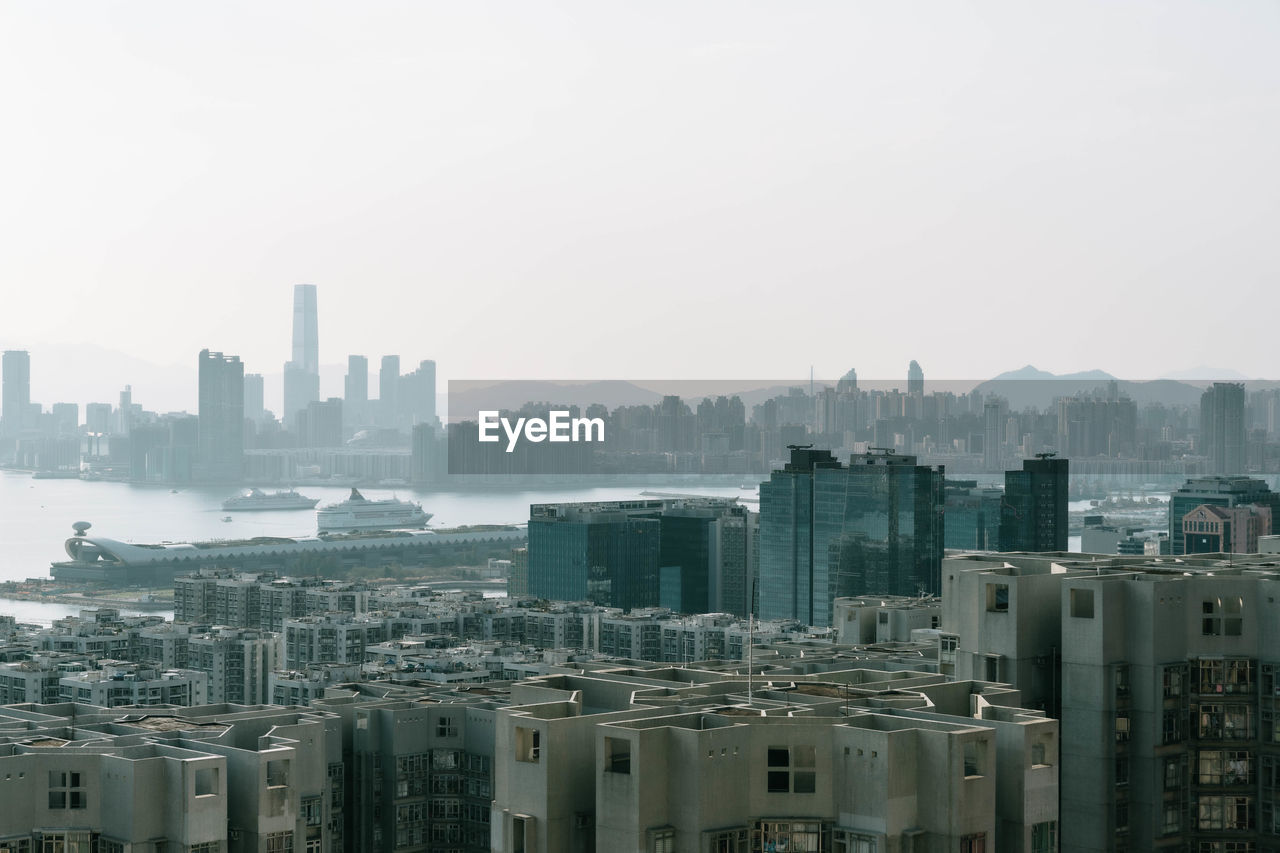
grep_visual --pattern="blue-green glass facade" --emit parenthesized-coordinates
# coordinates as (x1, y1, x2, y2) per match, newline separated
(759, 448, 944, 626)
(528, 508, 661, 610)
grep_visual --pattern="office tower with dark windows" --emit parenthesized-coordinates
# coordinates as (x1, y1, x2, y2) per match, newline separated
(197, 349, 244, 481)
(1201, 381, 1246, 474)
(528, 501, 662, 611)
(344, 354, 368, 424)
(1169, 476, 1280, 555)
(999, 455, 1069, 552)
(945, 480, 1004, 550)
(658, 500, 756, 616)
(2, 349, 31, 438)
(826, 451, 946, 603)
(759, 447, 944, 626)
(908, 359, 924, 395)
(379, 354, 401, 426)
(282, 283, 320, 427)
(758, 447, 839, 624)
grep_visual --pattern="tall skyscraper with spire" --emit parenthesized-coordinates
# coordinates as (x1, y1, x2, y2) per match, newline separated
(282, 284, 320, 427)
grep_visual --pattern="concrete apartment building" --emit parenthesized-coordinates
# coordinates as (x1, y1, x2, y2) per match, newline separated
(490, 664, 1058, 853)
(943, 550, 1280, 853)
(0, 702, 342, 853)
(58, 661, 208, 707)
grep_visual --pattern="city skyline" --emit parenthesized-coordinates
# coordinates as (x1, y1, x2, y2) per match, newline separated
(3, 2, 1279, 388)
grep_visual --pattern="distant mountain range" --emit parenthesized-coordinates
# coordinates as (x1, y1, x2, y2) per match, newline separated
(970, 365, 1276, 410)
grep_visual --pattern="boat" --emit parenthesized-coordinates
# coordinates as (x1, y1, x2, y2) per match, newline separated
(221, 488, 320, 512)
(316, 488, 432, 532)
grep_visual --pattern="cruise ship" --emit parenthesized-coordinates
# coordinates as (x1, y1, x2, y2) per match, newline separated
(316, 488, 432, 532)
(221, 488, 320, 512)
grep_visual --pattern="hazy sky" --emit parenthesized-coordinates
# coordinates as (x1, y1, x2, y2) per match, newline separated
(2, 1, 1278, 409)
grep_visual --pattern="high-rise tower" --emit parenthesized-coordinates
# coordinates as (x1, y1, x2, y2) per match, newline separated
(282, 284, 320, 427)
(1, 350, 31, 438)
(1200, 381, 1245, 474)
(907, 360, 924, 395)
(198, 349, 245, 481)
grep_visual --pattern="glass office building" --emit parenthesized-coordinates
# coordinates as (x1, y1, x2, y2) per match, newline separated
(760, 447, 944, 627)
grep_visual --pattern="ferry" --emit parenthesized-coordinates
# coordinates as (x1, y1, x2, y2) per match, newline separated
(316, 488, 432, 532)
(221, 488, 320, 512)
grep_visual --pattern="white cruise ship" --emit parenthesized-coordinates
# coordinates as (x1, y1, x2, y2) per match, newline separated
(316, 488, 432, 532)
(221, 488, 320, 512)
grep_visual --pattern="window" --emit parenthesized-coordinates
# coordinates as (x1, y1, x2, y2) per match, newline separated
(1165, 757, 1185, 790)
(266, 760, 289, 788)
(605, 737, 631, 774)
(649, 827, 675, 853)
(1116, 755, 1129, 786)
(189, 844, 221, 853)
(764, 745, 816, 793)
(1163, 804, 1180, 835)
(436, 716, 457, 738)
(754, 822, 822, 852)
(1031, 821, 1056, 853)
(1115, 665, 1130, 697)
(38, 835, 91, 853)
(1070, 588, 1094, 619)
(301, 796, 321, 827)
(986, 584, 1009, 613)
(516, 727, 540, 763)
(46, 771, 86, 810)
(195, 767, 218, 797)
(1199, 750, 1253, 785)
(1224, 597, 1244, 636)
(1204, 600, 1221, 636)
(511, 817, 529, 853)
(961, 833, 986, 853)
(1163, 710, 1185, 744)
(1115, 714, 1130, 742)
(1164, 665, 1185, 698)
(833, 830, 876, 853)
(264, 832, 293, 853)
(0, 841, 32, 853)
(964, 740, 986, 777)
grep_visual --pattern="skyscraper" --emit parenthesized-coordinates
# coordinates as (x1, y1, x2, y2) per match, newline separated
(528, 501, 662, 610)
(999, 454, 1069, 552)
(197, 349, 244, 481)
(2, 350, 31, 438)
(291, 282, 318, 374)
(379, 354, 400, 426)
(1200, 381, 1246, 474)
(242, 373, 264, 424)
(907, 359, 924, 395)
(759, 447, 945, 626)
(400, 359, 436, 426)
(344, 355, 368, 424)
(983, 400, 1004, 472)
(282, 284, 320, 427)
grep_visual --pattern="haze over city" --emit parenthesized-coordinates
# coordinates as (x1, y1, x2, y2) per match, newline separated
(4, 0, 1279, 409)
(5, 5, 1280, 853)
